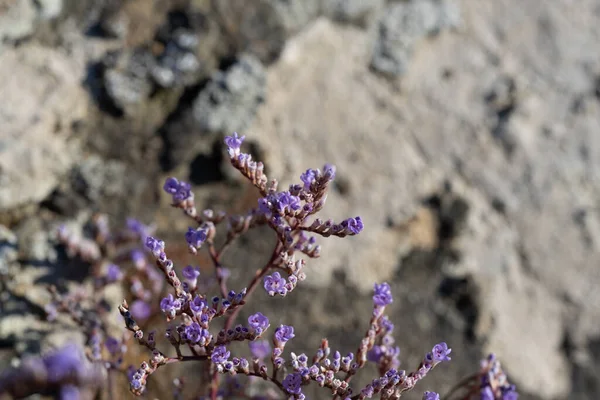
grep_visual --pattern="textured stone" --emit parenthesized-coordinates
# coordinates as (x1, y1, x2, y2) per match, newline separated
(192, 54, 266, 133)
(0, 0, 37, 42)
(371, 0, 460, 77)
(321, 0, 384, 28)
(248, 11, 600, 397)
(0, 44, 86, 214)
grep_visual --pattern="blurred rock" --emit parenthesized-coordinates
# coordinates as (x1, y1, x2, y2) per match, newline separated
(0, 44, 86, 217)
(0, 225, 18, 275)
(248, 12, 600, 397)
(267, 0, 321, 33)
(193, 54, 266, 133)
(0, 0, 37, 42)
(14, 219, 56, 264)
(321, 0, 384, 28)
(0, 0, 64, 44)
(99, 48, 155, 114)
(371, 0, 460, 77)
(36, 0, 64, 20)
(211, 0, 320, 63)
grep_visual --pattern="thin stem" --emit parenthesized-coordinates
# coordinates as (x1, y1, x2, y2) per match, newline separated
(223, 241, 282, 331)
(209, 240, 282, 400)
(208, 242, 228, 299)
(442, 373, 479, 400)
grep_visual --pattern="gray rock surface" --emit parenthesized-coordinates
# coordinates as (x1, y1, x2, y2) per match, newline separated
(193, 54, 266, 133)
(0, 0, 38, 42)
(371, 0, 460, 77)
(247, 10, 600, 398)
(321, 0, 384, 28)
(0, 43, 86, 214)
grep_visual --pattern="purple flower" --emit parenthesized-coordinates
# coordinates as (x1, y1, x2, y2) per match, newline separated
(248, 312, 270, 335)
(130, 300, 152, 320)
(264, 272, 287, 296)
(502, 387, 519, 400)
(343, 216, 364, 234)
(367, 345, 385, 363)
(373, 282, 393, 306)
(185, 227, 207, 248)
(183, 322, 208, 344)
(131, 250, 146, 268)
(323, 163, 336, 180)
(145, 236, 165, 257)
(432, 342, 452, 362)
(182, 265, 201, 280)
(211, 345, 230, 364)
(42, 344, 84, 383)
(274, 325, 295, 344)
(60, 385, 80, 400)
(381, 316, 394, 332)
(282, 372, 303, 395)
(276, 191, 301, 213)
(163, 177, 193, 203)
(257, 197, 271, 214)
(423, 391, 440, 400)
(225, 132, 245, 150)
(160, 294, 181, 315)
(190, 295, 207, 313)
(249, 340, 271, 360)
(126, 218, 152, 241)
(300, 169, 319, 190)
(105, 337, 121, 355)
(481, 387, 495, 400)
(105, 263, 122, 282)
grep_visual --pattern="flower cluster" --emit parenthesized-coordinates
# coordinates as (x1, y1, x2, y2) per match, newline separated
(479, 354, 519, 400)
(0, 131, 519, 400)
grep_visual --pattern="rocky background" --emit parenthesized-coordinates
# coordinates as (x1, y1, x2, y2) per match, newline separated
(1, 0, 600, 399)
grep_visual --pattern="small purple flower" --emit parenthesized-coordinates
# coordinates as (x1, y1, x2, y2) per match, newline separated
(131, 250, 146, 268)
(105, 263, 122, 282)
(60, 385, 80, 400)
(277, 191, 301, 213)
(211, 345, 230, 364)
(42, 344, 84, 383)
(481, 387, 495, 400)
(501, 387, 519, 400)
(300, 168, 318, 190)
(183, 322, 207, 344)
(185, 227, 207, 248)
(274, 325, 295, 344)
(249, 340, 271, 360)
(323, 163, 336, 180)
(130, 300, 152, 320)
(163, 177, 193, 203)
(105, 337, 121, 355)
(248, 312, 270, 335)
(225, 132, 245, 150)
(367, 345, 385, 363)
(182, 265, 201, 281)
(381, 315, 394, 332)
(343, 216, 364, 234)
(423, 391, 440, 400)
(145, 236, 165, 257)
(373, 282, 393, 306)
(160, 294, 181, 315)
(264, 272, 287, 296)
(190, 295, 207, 313)
(282, 372, 303, 395)
(432, 342, 452, 362)
(126, 218, 152, 241)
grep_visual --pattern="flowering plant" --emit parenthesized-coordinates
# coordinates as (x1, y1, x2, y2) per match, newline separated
(0, 133, 518, 400)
